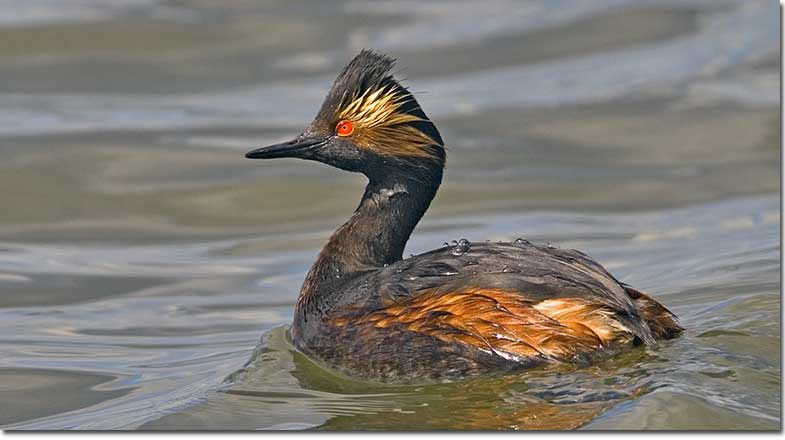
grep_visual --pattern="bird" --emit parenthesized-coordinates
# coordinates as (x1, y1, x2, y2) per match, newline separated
(245, 50, 682, 384)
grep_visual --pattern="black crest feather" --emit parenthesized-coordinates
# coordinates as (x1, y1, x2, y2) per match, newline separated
(316, 50, 400, 123)
(314, 50, 444, 161)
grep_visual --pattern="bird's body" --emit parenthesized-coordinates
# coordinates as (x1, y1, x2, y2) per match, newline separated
(246, 50, 682, 384)
(293, 241, 680, 383)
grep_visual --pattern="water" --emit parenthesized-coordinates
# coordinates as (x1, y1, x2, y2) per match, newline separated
(0, 0, 779, 430)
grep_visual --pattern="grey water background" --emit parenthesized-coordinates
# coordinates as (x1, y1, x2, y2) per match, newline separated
(0, 0, 779, 430)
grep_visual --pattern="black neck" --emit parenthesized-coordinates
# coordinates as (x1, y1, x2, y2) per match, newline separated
(296, 164, 442, 315)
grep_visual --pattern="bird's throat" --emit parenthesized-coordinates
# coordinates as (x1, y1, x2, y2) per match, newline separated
(296, 168, 442, 316)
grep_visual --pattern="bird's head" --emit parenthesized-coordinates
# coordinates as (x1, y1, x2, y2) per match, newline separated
(246, 50, 445, 179)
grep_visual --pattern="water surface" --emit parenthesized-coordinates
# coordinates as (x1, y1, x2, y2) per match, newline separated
(0, 0, 779, 430)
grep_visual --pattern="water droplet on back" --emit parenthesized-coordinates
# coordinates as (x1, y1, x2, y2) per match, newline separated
(451, 237, 471, 255)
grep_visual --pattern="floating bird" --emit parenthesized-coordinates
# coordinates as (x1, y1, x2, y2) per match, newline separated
(246, 50, 682, 383)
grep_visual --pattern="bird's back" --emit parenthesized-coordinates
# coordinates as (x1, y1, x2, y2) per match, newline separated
(291, 240, 682, 383)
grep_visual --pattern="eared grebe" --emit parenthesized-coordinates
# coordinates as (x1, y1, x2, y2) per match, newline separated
(246, 50, 682, 383)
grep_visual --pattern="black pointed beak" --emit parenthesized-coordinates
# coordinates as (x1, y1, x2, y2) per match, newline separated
(245, 136, 327, 159)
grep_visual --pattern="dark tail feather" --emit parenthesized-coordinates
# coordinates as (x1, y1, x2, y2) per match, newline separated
(624, 287, 683, 340)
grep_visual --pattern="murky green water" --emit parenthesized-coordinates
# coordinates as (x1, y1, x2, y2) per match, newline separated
(0, 0, 780, 430)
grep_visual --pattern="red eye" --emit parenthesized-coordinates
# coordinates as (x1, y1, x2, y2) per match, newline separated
(336, 120, 354, 136)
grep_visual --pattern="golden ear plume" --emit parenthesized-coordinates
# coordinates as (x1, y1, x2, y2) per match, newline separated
(336, 83, 442, 160)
